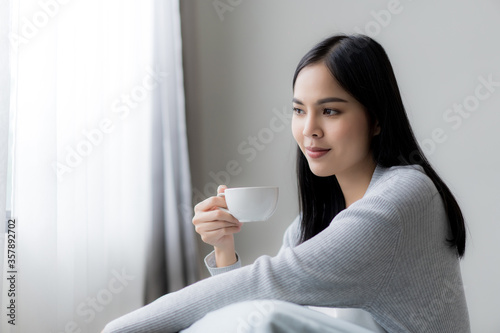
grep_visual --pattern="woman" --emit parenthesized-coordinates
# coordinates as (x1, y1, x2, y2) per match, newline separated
(102, 34, 470, 333)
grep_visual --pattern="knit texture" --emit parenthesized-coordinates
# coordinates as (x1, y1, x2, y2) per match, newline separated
(102, 164, 470, 333)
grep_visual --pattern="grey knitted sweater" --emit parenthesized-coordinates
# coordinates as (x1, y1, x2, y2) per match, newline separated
(103, 164, 470, 332)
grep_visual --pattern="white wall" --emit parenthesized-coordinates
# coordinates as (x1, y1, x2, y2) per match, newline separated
(180, 1, 500, 331)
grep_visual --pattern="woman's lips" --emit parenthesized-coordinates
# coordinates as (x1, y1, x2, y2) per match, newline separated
(305, 147, 331, 159)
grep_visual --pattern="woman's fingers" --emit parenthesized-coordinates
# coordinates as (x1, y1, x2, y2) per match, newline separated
(217, 184, 227, 195)
(191, 186, 242, 247)
(194, 185, 229, 213)
(193, 209, 240, 227)
(199, 225, 242, 245)
(193, 210, 242, 247)
(194, 195, 228, 213)
(194, 219, 242, 233)
(209, 208, 239, 224)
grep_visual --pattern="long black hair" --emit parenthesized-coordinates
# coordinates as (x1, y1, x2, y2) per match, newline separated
(293, 34, 466, 257)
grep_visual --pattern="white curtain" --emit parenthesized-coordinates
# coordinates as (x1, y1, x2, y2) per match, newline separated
(147, 0, 199, 299)
(0, 0, 197, 332)
(0, 0, 12, 322)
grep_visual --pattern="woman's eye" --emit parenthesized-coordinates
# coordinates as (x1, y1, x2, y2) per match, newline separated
(292, 107, 304, 115)
(324, 109, 339, 116)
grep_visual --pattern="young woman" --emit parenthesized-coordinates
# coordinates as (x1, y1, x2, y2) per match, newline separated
(102, 34, 470, 333)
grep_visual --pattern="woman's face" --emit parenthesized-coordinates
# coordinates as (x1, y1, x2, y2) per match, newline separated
(292, 62, 379, 178)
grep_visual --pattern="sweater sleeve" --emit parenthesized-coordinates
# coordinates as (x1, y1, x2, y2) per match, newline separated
(278, 215, 301, 251)
(204, 251, 241, 276)
(102, 196, 402, 333)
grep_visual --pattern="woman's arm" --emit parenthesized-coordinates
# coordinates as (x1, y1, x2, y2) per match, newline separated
(204, 215, 301, 276)
(277, 214, 301, 255)
(102, 196, 401, 333)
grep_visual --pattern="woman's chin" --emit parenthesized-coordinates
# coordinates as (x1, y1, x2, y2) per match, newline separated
(309, 167, 335, 178)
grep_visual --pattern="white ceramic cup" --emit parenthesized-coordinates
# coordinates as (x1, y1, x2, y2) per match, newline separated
(218, 186, 279, 222)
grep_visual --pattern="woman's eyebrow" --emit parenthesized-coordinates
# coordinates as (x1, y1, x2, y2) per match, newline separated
(292, 97, 348, 105)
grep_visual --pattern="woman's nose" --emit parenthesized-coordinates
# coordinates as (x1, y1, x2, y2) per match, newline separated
(303, 114, 323, 138)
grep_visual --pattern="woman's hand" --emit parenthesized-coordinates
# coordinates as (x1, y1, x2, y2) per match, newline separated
(192, 185, 243, 267)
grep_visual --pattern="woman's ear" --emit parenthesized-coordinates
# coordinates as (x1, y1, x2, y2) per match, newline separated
(372, 121, 381, 136)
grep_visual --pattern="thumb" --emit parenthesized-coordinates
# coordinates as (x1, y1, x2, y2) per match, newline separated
(217, 185, 228, 195)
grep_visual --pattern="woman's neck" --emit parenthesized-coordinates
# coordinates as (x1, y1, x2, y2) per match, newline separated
(336, 158, 377, 208)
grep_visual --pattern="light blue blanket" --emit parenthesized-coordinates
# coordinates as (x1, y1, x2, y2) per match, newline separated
(181, 300, 383, 333)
